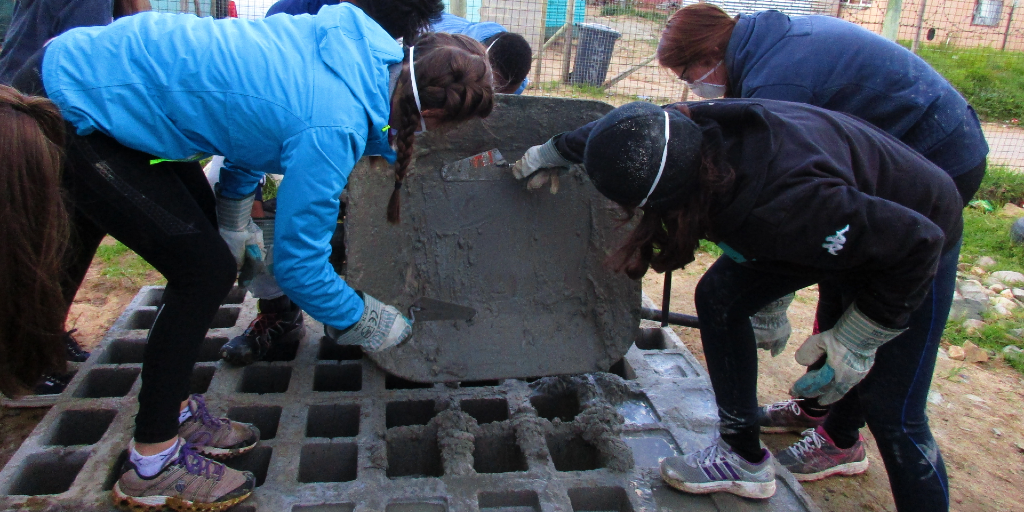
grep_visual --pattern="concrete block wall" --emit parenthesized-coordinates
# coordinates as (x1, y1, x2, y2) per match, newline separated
(0, 287, 819, 512)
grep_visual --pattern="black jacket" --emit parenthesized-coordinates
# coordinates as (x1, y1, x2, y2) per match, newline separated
(555, 99, 962, 328)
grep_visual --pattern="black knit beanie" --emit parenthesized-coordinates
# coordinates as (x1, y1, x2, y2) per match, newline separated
(583, 102, 702, 211)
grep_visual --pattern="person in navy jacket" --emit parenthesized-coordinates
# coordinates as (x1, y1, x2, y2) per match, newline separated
(513, 99, 962, 505)
(646, 5, 987, 508)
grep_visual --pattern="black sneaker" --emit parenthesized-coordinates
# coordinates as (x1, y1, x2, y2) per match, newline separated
(65, 329, 91, 362)
(1, 373, 71, 408)
(219, 302, 304, 366)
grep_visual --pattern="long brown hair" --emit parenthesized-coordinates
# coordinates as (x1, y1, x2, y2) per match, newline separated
(387, 32, 495, 224)
(657, 4, 736, 72)
(608, 105, 734, 279)
(113, 0, 151, 19)
(0, 85, 69, 396)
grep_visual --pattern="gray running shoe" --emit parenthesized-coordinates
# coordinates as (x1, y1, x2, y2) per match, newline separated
(112, 440, 255, 512)
(759, 399, 827, 434)
(179, 395, 260, 459)
(776, 426, 868, 481)
(660, 438, 776, 499)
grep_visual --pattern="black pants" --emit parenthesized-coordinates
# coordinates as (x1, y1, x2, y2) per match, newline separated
(696, 251, 954, 512)
(14, 52, 236, 444)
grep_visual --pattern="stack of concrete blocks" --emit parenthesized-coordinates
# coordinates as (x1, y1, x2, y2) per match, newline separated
(0, 287, 818, 511)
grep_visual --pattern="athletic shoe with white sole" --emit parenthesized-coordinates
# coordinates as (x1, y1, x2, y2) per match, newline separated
(112, 440, 255, 512)
(776, 426, 869, 481)
(759, 399, 827, 434)
(179, 394, 260, 459)
(660, 437, 776, 499)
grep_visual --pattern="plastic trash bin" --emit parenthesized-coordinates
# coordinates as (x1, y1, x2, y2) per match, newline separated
(570, 23, 622, 87)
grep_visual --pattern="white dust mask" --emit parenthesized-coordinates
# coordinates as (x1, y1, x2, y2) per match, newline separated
(686, 61, 726, 99)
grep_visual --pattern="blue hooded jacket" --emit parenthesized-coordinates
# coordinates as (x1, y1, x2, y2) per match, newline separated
(726, 11, 987, 177)
(42, 3, 402, 329)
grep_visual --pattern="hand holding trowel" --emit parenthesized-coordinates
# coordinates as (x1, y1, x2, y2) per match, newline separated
(510, 138, 575, 194)
(408, 297, 476, 324)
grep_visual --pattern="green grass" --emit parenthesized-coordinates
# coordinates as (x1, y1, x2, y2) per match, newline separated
(95, 241, 163, 285)
(697, 239, 723, 257)
(599, 4, 669, 24)
(974, 165, 1024, 208)
(913, 44, 1024, 122)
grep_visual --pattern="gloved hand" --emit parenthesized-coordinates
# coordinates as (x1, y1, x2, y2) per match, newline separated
(750, 293, 795, 357)
(791, 304, 905, 405)
(511, 138, 574, 194)
(324, 292, 412, 352)
(216, 191, 265, 287)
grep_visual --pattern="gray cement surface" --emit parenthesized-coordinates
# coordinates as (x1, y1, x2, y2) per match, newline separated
(345, 95, 641, 383)
(0, 287, 819, 512)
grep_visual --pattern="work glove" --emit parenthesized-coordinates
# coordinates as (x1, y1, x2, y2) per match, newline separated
(511, 138, 574, 194)
(324, 292, 412, 352)
(750, 293, 795, 357)
(791, 304, 905, 405)
(216, 190, 265, 287)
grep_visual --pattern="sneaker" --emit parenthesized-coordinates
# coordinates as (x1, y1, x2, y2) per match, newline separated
(179, 395, 260, 459)
(65, 329, 91, 362)
(112, 441, 256, 512)
(759, 399, 827, 434)
(776, 426, 869, 481)
(220, 302, 304, 366)
(660, 438, 776, 499)
(0, 373, 71, 408)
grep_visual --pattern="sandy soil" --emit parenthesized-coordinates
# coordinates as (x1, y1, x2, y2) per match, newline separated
(642, 251, 1024, 512)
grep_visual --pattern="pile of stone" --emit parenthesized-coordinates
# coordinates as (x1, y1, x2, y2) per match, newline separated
(949, 256, 1024, 365)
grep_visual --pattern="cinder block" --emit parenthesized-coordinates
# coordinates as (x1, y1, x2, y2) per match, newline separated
(0, 286, 820, 512)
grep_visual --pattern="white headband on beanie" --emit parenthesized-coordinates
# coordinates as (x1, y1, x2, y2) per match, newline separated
(638, 111, 670, 208)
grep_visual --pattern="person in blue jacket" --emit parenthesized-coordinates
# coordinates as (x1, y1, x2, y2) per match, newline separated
(267, 0, 531, 94)
(652, 4, 987, 508)
(513, 99, 962, 501)
(9, 3, 493, 508)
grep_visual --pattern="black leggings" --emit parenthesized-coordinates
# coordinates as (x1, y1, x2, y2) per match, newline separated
(13, 52, 236, 444)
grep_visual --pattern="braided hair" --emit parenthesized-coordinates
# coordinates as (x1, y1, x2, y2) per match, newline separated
(0, 85, 69, 396)
(387, 32, 495, 224)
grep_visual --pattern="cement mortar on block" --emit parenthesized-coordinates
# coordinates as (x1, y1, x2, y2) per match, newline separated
(0, 286, 819, 512)
(345, 95, 641, 383)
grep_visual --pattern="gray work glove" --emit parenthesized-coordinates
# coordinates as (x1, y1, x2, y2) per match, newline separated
(511, 138, 574, 194)
(324, 292, 412, 352)
(750, 293, 795, 357)
(216, 190, 265, 287)
(791, 303, 906, 405)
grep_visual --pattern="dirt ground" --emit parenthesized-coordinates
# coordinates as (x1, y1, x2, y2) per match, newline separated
(642, 251, 1024, 512)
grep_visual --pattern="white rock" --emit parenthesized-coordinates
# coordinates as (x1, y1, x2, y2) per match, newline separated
(1002, 288, 1017, 299)
(993, 427, 1003, 437)
(976, 256, 998, 268)
(992, 305, 1011, 317)
(962, 319, 986, 330)
(992, 271, 1024, 285)
(958, 280, 991, 302)
(993, 296, 1018, 308)
(927, 391, 944, 405)
(938, 347, 950, 360)
(948, 345, 966, 360)
(965, 394, 985, 402)
(1013, 288, 1024, 301)
(999, 203, 1024, 218)
(1003, 345, 1023, 356)
(991, 283, 1008, 293)
(963, 341, 990, 363)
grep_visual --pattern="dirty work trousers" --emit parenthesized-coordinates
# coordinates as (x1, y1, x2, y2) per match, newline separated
(694, 244, 958, 512)
(13, 50, 236, 444)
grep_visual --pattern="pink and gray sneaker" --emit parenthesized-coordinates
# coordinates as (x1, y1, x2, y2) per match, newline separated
(759, 399, 827, 434)
(775, 425, 869, 482)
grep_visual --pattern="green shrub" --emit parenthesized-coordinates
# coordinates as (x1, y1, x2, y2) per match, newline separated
(973, 165, 1024, 207)
(913, 44, 1024, 122)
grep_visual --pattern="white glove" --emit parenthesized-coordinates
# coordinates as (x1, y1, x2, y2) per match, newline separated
(325, 292, 412, 352)
(750, 293, 795, 357)
(216, 191, 265, 286)
(791, 304, 905, 405)
(511, 139, 574, 194)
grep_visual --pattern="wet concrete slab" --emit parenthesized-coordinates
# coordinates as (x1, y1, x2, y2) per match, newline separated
(0, 287, 819, 512)
(344, 95, 641, 383)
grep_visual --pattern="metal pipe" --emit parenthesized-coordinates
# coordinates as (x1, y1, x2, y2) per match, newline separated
(602, 52, 657, 89)
(641, 307, 699, 328)
(661, 272, 672, 327)
(911, 0, 927, 53)
(560, 0, 575, 83)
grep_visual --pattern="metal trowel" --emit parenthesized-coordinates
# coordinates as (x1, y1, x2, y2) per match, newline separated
(408, 297, 477, 323)
(440, 149, 511, 182)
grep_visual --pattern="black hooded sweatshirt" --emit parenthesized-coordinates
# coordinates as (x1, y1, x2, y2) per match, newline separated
(554, 99, 962, 329)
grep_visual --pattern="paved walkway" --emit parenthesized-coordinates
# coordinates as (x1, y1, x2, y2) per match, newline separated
(982, 122, 1024, 170)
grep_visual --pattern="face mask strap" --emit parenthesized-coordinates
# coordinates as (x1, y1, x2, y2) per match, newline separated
(638, 111, 670, 208)
(685, 60, 723, 86)
(408, 45, 427, 132)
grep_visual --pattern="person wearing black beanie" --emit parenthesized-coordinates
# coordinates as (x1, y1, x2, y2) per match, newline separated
(512, 99, 961, 505)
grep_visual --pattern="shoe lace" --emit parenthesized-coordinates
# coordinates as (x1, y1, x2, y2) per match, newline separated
(246, 313, 280, 337)
(766, 399, 802, 416)
(172, 442, 225, 481)
(788, 428, 826, 458)
(65, 329, 88, 353)
(185, 395, 226, 447)
(684, 442, 727, 468)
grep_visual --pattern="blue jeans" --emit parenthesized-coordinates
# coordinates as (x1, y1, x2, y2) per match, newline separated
(695, 243, 957, 512)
